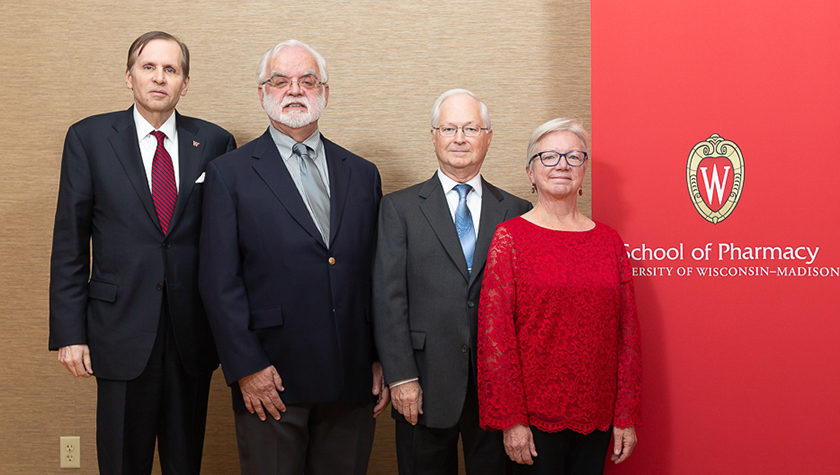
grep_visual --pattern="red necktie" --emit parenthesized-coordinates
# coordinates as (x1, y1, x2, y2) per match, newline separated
(150, 131, 177, 234)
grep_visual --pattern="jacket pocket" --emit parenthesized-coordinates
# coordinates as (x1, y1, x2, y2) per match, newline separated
(410, 331, 426, 350)
(88, 280, 117, 302)
(249, 306, 284, 330)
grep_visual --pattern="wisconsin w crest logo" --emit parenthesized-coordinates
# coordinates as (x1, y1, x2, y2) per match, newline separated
(686, 134, 744, 224)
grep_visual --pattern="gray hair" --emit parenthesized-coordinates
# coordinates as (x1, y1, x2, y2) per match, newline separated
(527, 118, 590, 166)
(430, 88, 491, 129)
(255, 39, 328, 84)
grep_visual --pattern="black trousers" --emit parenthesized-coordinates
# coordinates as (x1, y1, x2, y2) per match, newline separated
(234, 400, 376, 475)
(395, 368, 508, 475)
(95, 299, 212, 475)
(511, 427, 612, 475)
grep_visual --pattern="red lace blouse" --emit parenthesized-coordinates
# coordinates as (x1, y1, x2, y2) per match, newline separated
(478, 217, 641, 434)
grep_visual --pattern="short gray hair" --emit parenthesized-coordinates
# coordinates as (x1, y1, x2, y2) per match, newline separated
(527, 118, 590, 166)
(256, 39, 328, 84)
(430, 88, 491, 129)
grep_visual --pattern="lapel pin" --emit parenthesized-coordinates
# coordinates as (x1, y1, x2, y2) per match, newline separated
(193, 140, 200, 147)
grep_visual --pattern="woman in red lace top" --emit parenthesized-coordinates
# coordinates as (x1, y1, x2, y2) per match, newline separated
(478, 119, 641, 474)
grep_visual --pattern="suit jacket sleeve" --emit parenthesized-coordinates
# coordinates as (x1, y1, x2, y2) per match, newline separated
(372, 194, 419, 384)
(49, 125, 93, 349)
(199, 159, 270, 385)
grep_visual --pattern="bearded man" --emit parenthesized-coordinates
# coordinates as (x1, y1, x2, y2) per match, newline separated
(199, 40, 388, 475)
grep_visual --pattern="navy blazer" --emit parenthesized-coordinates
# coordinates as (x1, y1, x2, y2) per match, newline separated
(49, 107, 236, 380)
(199, 129, 382, 411)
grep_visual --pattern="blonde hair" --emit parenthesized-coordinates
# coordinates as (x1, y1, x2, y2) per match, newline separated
(527, 118, 589, 166)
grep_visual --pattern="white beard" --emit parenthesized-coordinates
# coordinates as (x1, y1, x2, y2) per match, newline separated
(263, 88, 326, 129)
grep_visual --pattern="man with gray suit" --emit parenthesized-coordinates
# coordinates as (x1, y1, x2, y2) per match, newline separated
(373, 89, 532, 475)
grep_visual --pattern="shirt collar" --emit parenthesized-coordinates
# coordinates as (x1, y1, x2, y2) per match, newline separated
(437, 169, 483, 198)
(269, 126, 322, 161)
(133, 105, 177, 142)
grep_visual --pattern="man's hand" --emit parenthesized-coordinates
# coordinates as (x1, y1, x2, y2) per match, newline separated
(503, 424, 538, 465)
(238, 366, 286, 421)
(390, 380, 423, 425)
(611, 426, 638, 464)
(371, 362, 390, 418)
(58, 344, 93, 377)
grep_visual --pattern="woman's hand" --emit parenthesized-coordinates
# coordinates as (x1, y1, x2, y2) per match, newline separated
(611, 426, 638, 463)
(503, 424, 538, 465)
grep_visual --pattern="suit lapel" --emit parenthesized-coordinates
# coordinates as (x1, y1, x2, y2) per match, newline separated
(169, 112, 200, 232)
(109, 107, 160, 231)
(418, 175, 470, 281)
(323, 136, 350, 248)
(250, 129, 325, 247)
(469, 179, 508, 287)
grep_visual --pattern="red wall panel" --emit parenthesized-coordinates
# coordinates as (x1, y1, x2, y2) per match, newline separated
(592, 1, 840, 473)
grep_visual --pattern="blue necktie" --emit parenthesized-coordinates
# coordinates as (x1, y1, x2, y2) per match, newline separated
(454, 184, 476, 274)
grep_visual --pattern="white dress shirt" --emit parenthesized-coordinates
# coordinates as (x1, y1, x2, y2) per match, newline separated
(133, 106, 180, 192)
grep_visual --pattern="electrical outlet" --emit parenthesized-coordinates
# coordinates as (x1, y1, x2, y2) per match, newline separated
(60, 436, 81, 469)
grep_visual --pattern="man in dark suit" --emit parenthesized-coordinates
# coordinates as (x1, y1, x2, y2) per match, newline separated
(373, 89, 532, 475)
(49, 31, 236, 474)
(199, 39, 389, 475)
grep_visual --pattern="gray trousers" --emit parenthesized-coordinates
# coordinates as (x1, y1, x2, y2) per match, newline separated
(234, 401, 376, 475)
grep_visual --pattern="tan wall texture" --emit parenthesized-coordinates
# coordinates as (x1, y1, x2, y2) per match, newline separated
(0, 1, 590, 473)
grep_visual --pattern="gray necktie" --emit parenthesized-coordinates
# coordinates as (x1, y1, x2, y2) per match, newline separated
(293, 142, 330, 245)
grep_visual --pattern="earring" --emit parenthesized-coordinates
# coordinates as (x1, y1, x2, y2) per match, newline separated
(578, 187, 583, 196)
(531, 183, 536, 194)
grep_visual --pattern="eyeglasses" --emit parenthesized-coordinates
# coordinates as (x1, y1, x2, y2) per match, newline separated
(261, 74, 325, 90)
(529, 150, 588, 167)
(433, 125, 490, 137)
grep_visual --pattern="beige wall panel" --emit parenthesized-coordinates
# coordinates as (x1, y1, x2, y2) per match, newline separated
(0, 1, 589, 473)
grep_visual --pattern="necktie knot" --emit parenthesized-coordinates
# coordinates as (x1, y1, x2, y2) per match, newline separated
(293, 142, 310, 159)
(151, 130, 167, 144)
(454, 183, 472, 200)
